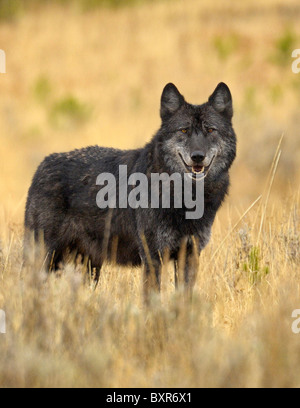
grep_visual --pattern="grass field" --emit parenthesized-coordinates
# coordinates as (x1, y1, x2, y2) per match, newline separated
(0, 0, 299, 388)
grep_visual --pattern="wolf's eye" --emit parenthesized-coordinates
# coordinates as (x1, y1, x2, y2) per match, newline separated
(203, 124, 216, 134)
(181, 129, 188, 134)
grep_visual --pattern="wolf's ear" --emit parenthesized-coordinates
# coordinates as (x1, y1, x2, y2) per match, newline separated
(160, 83, 185, 121)
(209, 83, 233, 120)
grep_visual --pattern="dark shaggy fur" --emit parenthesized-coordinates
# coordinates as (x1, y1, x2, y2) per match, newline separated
(25, 83, 236, 295)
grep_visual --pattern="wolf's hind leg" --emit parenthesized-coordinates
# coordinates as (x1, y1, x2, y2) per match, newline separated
(143, 260, 162, 305)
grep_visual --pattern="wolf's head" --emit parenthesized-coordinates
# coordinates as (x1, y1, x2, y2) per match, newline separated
(155, 83, 236, 181)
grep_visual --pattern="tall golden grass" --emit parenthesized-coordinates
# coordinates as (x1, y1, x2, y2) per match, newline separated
(0, 0, 299, 387)
(0, 188, 299, 387)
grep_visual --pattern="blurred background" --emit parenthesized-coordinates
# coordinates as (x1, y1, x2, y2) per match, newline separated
(0, 0, 299, 388)
(0, 0, 299, 225)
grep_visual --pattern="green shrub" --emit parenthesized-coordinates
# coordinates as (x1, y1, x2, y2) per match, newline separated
(79, 0, 140, 10)
(213, 33, 240, 60)
(0, 0, 162, 21)
(50, 95, 91, 129)
(243, 247, 270, 285)
(243, 86, 259, 115)
(33, 76, 52, 104)
(271, 28, 297, 66)
(0, 0, 22, 21)
(269, 84, 283, 104)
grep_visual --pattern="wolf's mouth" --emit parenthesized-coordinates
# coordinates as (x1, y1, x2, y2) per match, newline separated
(191, 165, 205, 175)
(179, 154, 216, 180)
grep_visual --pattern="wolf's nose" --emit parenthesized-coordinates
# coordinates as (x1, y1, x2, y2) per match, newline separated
(191, 151, 206, 164)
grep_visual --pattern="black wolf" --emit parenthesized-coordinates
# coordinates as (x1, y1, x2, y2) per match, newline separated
(25, 83, 236, 296)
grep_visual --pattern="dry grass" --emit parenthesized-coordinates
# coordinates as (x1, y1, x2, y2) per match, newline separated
(0, 0, 300, 388)
(0, 191, 299, 388)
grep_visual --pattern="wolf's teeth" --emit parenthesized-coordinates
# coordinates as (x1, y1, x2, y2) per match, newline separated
(192, 166, 204, 174)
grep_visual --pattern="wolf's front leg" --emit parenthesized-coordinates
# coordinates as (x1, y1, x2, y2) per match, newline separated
(175, 237, 200, 297)
(184, 252, 199, 295)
